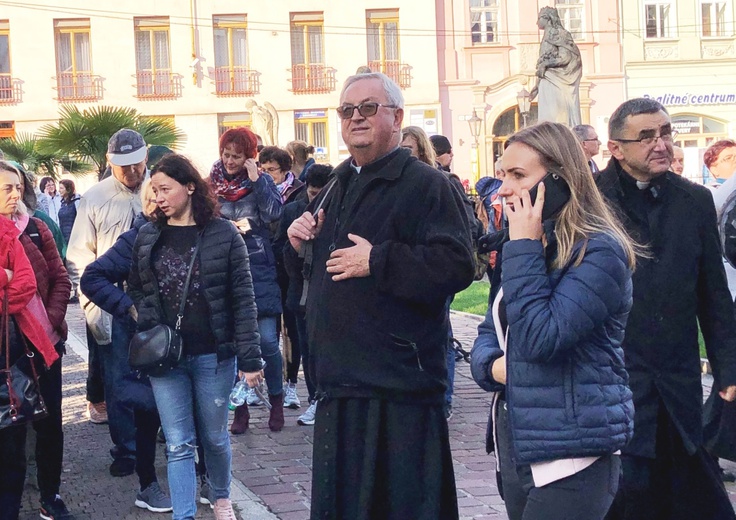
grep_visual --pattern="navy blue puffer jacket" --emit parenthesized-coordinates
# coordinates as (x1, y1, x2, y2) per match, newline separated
(471, 232, 634, 464)
(212, 173, 283, 317)
(80, 213, 147, 319)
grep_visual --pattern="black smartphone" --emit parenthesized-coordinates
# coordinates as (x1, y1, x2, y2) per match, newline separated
(527, 172, 571, 221)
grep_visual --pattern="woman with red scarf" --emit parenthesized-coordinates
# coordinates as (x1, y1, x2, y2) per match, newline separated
(0, 161, 58, 520)
(208, 128, 285, 433)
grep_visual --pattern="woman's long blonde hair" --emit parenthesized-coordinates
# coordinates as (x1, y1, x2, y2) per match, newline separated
(505, 121, 638, 270)
(401, 126, 436, 167)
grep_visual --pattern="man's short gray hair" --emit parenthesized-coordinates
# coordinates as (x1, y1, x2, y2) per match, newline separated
(339, 72, 404, 109)
(572, 124, 594, 142)
(609, 98, 668, 139)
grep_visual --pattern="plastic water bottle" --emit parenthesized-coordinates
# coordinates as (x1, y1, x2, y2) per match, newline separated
(228, 380, 248, 410)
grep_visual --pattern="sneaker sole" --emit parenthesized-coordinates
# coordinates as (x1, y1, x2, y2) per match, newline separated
(39, 512, 54, 520)
(135, 499, 173, 513)
(285, 402, 301, 409)
(297, 419, 315, 426)
(199, 496, 212, 505)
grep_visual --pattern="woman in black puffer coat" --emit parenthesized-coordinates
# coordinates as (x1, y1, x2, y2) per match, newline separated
(128, 154, 262, 519)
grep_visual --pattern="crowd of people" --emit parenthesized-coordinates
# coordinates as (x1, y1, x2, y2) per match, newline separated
(1, 70, 736, 520)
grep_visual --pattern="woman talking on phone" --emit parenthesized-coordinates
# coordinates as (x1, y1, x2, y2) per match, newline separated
(470, 122, 637, 520)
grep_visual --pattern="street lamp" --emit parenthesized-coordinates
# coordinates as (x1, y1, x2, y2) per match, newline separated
(467, 109, 483, 183)
(517, 88, 531, 128)
(467, 109, 482, 146)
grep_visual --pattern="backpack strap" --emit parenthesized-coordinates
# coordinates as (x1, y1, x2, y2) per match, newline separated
(24, 218, 43, 251)
(299, 177, 338, 308)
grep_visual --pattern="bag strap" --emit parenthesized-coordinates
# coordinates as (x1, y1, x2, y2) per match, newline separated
(299, 177, 338, 308)
(175, 232, 203, 331)
(2, 288, 8, 372)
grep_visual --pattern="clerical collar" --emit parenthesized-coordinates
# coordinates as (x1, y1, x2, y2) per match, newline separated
(350, 147, 401, 175)
(636, 181, 650, 190)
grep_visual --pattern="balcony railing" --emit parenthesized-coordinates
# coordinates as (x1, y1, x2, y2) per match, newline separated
(54, 72, 103, 102)
(214, 66, 260, 96)
(134, 70, 182, 99)
(368, 60, 412, 89)
(0, 74, 22, 104)
(289, 64, 337, 94)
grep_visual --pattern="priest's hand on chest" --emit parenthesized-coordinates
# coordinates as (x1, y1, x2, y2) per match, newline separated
(326, 234, 372, 281)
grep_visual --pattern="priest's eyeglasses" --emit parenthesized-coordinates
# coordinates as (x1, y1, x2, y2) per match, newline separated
(337, 102, 398, 120)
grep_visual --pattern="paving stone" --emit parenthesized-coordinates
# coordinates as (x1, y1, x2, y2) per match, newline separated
(19, 305, 736, 519)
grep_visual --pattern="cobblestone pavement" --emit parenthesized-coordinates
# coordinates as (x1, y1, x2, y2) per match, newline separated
(16, 304, 736, 519)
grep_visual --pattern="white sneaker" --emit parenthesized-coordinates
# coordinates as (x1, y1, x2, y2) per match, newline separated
(297, 401, 317, 426)
(284, 382, 301, 409)
(245, 386, 263, 406)
(213, 498, 237, 520)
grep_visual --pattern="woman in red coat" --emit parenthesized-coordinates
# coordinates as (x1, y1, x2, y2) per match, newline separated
(8, 164, 74, 518)
(0, 161, 58, 520)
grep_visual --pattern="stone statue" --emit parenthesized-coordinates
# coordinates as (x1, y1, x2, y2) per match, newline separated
(245, 99, 280, 146)
(530, 7, 582, 127)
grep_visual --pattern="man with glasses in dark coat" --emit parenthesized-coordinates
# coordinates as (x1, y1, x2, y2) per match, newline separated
(596, 97, 736, 520)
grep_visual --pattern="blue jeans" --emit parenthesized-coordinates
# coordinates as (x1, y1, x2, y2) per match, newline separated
(149, 354, 235, 520)
(100, 321, 137, 459)
(258, 316, 283, 396)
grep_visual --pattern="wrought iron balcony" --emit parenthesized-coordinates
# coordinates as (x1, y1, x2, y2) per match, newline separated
(289, 64, 337, 94)
(368, 60, 412, 89)
(54, 72, 103, 101)
(0, 74, 22, 104)
(134, 70, 182, 99)
(213, 66, 260, 96)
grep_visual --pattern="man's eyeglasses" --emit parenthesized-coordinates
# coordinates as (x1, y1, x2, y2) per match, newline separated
(613, 130, 676, 147)
(337, 102, 397, 120)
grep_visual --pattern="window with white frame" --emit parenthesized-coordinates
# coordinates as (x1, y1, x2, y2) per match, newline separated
(701, 2, 727, 37)
(470, 0, 499, 45)
(644, 2, 673, 38)
(556, 0, 584, 40)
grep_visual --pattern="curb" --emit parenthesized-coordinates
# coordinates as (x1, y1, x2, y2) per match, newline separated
(64, 329, 278, 520)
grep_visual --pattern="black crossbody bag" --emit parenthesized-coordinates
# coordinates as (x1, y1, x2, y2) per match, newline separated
(128, 234, 202, 376)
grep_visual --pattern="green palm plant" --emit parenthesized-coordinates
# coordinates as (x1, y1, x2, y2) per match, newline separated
(37, 105, 186, 179)
(0, 132, 92, 178)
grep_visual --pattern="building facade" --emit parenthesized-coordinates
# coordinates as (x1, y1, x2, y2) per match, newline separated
(436, 0, 626, 184)
(620, 0, 736, 182)
(0, 1, 441, 177)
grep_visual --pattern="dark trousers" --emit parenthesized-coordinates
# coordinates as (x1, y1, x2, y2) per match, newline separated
(85, 326, 105, 403)
(497, 401, 619, 520)
(135, 408, 161, 490)
(605, 406, 736, 520)
(100, 321, 137, 459)
(0, 423, 27, 520)
(293, 309, 315, 402)
(284, 306, 302, 384)
(33, 353, 64, 500)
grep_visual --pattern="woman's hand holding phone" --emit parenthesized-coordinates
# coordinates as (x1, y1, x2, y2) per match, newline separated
(506, 182, 545, 241)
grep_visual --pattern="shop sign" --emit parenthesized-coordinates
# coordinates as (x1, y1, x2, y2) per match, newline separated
(643, 93, 736, 107)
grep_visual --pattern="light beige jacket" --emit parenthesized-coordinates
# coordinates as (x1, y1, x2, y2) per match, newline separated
(66, 175, 143, 345)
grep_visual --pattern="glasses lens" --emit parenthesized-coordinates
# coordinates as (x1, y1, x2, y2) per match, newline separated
(358, 103, 379, 117)
(337, 105, 355, 120)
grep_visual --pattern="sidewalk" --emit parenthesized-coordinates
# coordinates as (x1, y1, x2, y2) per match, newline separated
(17, 305, 736, 519)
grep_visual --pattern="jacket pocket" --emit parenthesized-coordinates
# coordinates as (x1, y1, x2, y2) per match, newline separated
(387, 334, 425, 371)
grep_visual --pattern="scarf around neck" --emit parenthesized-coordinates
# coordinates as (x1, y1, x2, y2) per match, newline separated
(276, 171, 296, 203)
(209, 159, 255, 202)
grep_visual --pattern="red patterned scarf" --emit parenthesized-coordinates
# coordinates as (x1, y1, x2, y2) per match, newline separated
(209, 159, 254, 202)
